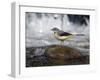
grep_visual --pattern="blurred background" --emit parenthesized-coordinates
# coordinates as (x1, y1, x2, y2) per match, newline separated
(25, 12, 90, 67)
(25, 12, 89, 56)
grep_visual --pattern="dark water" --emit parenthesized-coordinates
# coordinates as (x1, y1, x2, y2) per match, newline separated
(26, 46, 89, 67)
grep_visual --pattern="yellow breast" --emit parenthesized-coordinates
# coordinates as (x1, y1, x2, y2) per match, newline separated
(54, 32, 73, 41)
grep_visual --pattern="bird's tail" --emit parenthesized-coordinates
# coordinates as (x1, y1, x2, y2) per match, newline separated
(74, 34, 85, 36)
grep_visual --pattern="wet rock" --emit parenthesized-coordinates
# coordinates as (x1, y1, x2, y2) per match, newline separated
(45, 45, 81, 60)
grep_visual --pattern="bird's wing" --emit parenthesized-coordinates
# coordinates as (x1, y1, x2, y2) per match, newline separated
(58, 31, 72, 36)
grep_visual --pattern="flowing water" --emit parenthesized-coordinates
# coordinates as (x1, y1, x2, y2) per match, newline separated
(25, 13, 89, 67)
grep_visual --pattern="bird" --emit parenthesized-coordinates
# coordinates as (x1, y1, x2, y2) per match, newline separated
(51, 27, 73, 45)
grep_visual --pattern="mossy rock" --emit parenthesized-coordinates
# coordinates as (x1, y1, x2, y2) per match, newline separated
(45, 45, 81, 60)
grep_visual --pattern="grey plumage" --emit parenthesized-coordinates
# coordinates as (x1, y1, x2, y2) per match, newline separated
(51, 27, 84, 36)
(51, 27, 72, 36)
(58, 31, 72, 36)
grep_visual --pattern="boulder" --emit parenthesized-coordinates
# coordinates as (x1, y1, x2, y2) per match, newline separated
(45, 45, 81, 60)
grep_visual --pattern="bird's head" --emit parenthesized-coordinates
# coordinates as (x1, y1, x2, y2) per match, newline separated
(51, 27, 60, 32)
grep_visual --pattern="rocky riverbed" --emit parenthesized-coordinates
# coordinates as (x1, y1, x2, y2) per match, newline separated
(26, 45, 89, 67)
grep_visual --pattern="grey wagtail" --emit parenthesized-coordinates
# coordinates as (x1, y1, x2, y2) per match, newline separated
(51, 27, 73, 45)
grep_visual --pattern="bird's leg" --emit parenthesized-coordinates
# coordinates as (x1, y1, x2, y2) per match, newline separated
(60, 40, 64, 46)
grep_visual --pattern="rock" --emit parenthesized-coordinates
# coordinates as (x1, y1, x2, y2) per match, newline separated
(34, 48, 45, 56)
(45, 45, 81, 60)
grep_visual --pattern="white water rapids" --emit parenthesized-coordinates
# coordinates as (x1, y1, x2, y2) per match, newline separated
(25, 13, 89, 56)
